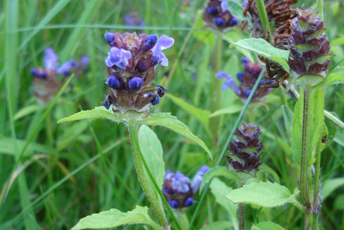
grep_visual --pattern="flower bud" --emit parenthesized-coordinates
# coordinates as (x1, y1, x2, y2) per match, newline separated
(107, 76, 121, 89)
(226, 122, 263, 175)
(128, 76, 143, 89)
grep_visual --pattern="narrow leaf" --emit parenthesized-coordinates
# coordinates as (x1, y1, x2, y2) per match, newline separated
(71, 206, 162, 230)
(322, 178, 344, 200)
(166, 93, 210, 128)
(209, 104, 243, 118)
(200, 167, 240, 193)
(13, 104, 44, 120)
(314, 66, 344, 88)
(229, 38, 290, 71)
(281, 105, 293, 140)
(226, 181, 299, 208)
(57, 106, 120, 123)
(138, 125, 165, 196)
(209, 178, 238, 229)
(139, 113, 212, 159)
(258, 164, 280, 184)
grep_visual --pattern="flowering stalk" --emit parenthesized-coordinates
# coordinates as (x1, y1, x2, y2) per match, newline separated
(128, 122, 169, 229)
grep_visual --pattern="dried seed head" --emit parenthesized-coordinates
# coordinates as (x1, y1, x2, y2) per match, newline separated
(287, 8, 334, 88)
(226, 122, 263, 175)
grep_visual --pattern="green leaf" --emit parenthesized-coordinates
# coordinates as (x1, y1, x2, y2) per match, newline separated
(200, 221, 233, 230)
(209, 178, 238, 229)
(291, 89, 323, 165)
(71, 206, 162, 230)
(281, 105, 294, 140)
(139, 113, 212, 159)
(57, 106, 120, 123)
(324, 113, 338, 147)
(13, 104, 44, 120)
(227, 1, 251, 23)
(209, 104, 243, 118)
(322, 178, 344, 200)
(166, 93, 211, 128)
(314, 66, 344, 88)
(229, 38, 290, 71)
(138, 125, 165, 197)
(200, 167, 240, 193)
(57, 121, 89, 151)
(225, 181, 299, 208)
(257, 164, 280, 184)
(251, 221, 284, 230)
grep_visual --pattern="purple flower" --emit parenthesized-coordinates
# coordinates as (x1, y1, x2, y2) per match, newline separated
(151, 35, 174, 67)
(123, 14, 146, 27)
(215, 71, 242, 94)
(172, 172, 191, 193)
(220, 0, 230, 11)
(57, 60, 77, 76)
(105, 47, 132, 69)
(241, 0, 248, 7)
(78, 55, 90, 68)
(43, 47, 59, 70)
(191, 166, 210, 194)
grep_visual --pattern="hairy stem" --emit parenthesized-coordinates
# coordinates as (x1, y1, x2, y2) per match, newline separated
(129, 123, 168, 229)
(238, 204, 245, 230)
(300, 89, 313, 210)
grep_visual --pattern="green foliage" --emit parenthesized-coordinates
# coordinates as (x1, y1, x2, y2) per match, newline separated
(314, 66, 344, 88)
(200, 167, 241, 193)
(322, 178, 344, 200)
(229, 38, 290, 71)
(71, 206, 162, 230)
(251, 221, 284, 230)
(227, 1, 250, 24)
(225, 181, 300, 208)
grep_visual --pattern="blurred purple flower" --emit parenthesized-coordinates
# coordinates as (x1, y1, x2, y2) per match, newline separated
(123, 13, 146, 27)
(151, 35, 174, 67)
(191, 166, 210, 194)
(57, 60, 77, 76)
(215, 71, 242, 94)
(105, 47, 132, 69)
(43, 47, 59, 70)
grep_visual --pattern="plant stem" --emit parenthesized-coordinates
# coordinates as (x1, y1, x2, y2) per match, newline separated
(128, 123, 169, 229)
(238, 204, 245, 230)
(317, 0, 324, 20)
(312, 137, 322, 230)
(300, 88, 313, 210)
(255, 0, 273, 42)
(210, 35, 223, 142)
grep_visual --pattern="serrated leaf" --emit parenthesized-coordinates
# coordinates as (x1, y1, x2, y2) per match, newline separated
(209, 104, 243, 118)
(200, 167, 240, 193)
(209, 178, 238, 230)
(166, 93, 211, 128)
(314, 66, 344, 88)
(57, 106, 120, 124)
(227, 1, 250, 23)
(251, 221, 284, 230)
(225, 181, 299, 208)
(138, 125, 165, 200)
(322, 178, 344, 200)
(229, 38, 290, 71)
(139, 113, 212, 159)
(71, 206, 162, 230)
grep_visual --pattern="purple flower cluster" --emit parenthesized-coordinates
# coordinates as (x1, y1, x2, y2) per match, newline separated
(30, 48, 89, 104)
(216, 57, 272, 101)
(162, 166, 210, 209)
(203, 0, 238, 31)
(101, 32, 174, 116)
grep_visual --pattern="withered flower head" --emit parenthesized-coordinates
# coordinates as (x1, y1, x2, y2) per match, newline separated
(162, 166, 210, 209)
(31, 48, 89, 104)
(287, 8, 334, 88)
(216, 57, 272, 102)
(101, 32, 173, 117)
(203, 0, 238, 32)
(226, 122, 263, 175)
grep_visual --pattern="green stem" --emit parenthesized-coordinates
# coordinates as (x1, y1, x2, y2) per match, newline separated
(255, 0, 273, 42)
(317, 0, 324, 20)
(128, 123, 168, 229)
(312, 137, 322, 230)
(210, 36, 223, 142)
(300, 89, 313, 210)
(239, 204, 245, 230)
